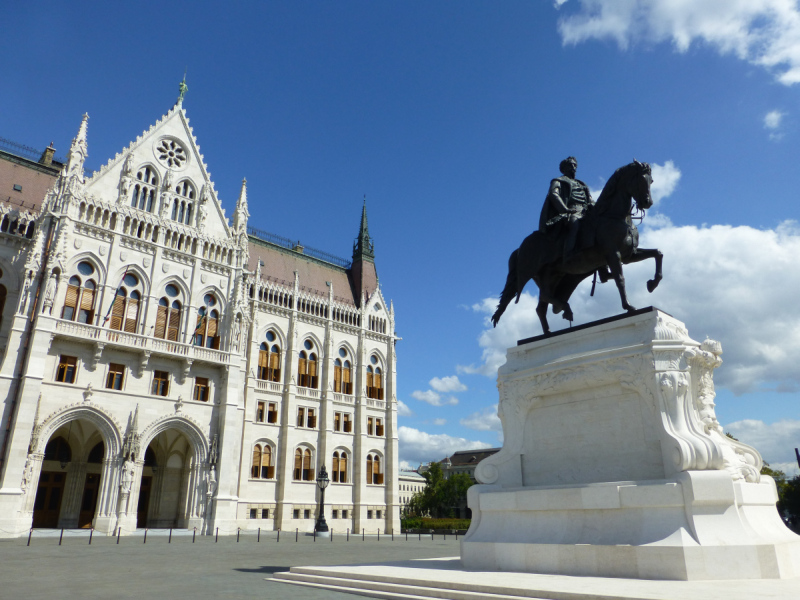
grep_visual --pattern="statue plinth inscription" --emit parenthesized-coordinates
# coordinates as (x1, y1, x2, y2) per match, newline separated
(461, 308, 800, 580)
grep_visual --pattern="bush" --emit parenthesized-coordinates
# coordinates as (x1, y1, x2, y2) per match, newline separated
(402, 517, 470, 531)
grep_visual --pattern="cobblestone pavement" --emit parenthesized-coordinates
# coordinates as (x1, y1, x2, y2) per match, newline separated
(0, 529, 460, 600)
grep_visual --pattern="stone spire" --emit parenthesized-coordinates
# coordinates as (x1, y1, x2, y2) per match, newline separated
(65, 113, 89, 180)
(352, 196, 374, 263)
(233, 178, 249, 233)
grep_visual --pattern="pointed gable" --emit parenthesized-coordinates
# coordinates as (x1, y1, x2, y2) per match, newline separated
(84, 103, 231, 239)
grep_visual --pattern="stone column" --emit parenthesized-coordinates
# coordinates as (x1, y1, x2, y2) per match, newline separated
(93, 456, 120, 534)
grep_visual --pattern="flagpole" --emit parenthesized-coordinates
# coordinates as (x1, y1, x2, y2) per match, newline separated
(103, 266, 130, 327)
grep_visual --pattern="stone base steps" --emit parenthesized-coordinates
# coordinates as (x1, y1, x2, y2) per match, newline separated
(272, 568, 545, 599)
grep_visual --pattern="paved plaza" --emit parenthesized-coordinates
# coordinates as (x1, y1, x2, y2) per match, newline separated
(0, 529, 460, 599)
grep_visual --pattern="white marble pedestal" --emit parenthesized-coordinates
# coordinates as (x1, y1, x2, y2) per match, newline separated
(461, 308, 800, 580)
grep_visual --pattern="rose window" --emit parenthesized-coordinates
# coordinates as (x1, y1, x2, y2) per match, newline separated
(155, 139, 187, 168)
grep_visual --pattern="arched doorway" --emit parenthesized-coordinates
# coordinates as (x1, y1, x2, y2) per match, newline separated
(32, 420, 113, 529)
(137, 429, 197, 529)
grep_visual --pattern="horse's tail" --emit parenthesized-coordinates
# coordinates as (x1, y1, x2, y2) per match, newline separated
(491, 249, 519, 328)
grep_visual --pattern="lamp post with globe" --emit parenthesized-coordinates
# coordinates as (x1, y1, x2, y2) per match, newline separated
(315, 464, 330, 536)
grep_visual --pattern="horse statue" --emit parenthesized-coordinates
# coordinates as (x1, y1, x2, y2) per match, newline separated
(491, 160, 663, 335)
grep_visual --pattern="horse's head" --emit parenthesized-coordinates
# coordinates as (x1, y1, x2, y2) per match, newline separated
(630, 159, 653, 211)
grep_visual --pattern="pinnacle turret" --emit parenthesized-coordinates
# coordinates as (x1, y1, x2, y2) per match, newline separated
(65, 113, 89, 178)
(233, 178, 249, 233)
(353, 196, 375, 262)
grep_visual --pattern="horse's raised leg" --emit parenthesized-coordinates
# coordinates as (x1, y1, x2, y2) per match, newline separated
(624, 248, 663, 292)
(536, 299, 550, 335)
(606, 250, 636, 312)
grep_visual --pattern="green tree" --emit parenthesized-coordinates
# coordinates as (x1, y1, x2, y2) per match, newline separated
(406, 462, 474, 519)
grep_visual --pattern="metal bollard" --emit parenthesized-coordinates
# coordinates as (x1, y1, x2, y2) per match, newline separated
(193, 527, 197, 543)
(59, 529, 65, 546)
(444, 532, 446, 541)
(391, 528, 394, 541)
(237, 528, 240, 543)
(257, 527, 260, 543)
(405, 530, 408, 541)
(27, 528, 32, 547)
(331, 528, 333, 542)
(215, 527, 219, 543)
(313, 528, 316, 542)
(144, 529, 148, 544)
(347, 528, 350, 541)
(277, 529, 280, 542)
(418, 531, 421, 541)
(117, 527, 121, 544)
(296, 528, 298, 542)
(377, 528, 380, 541)
(89, 528, 93, 545)
(169, 528, 172, 544)
(362, 528, 365, 541)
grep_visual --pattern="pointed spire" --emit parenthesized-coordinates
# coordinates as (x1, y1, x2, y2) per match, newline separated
(131, 404, 139, 434)
(65, 113, 89, 179)
(233, 178, 249, 233)
(353, 195, 375, 262)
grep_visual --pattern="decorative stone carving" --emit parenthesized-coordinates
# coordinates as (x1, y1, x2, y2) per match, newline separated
(83, 382, 94, 402)
(175, 395, 184, 413)
(137, 351, 150, 378)
(74, 239, 83, 249)
(99, 245, 106, 256)
(143, 257, 151, 268)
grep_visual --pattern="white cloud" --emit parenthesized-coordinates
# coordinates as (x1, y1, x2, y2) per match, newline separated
(399, 460, 414, 471)
(463, 220, 800, 396)
(764, 110, 786, 140)
(433, 418, 447, 426)
(650, 160, 681, 207)
(460, 404, 503, 441)
(429, 375, 467, 393)
(725, 418, 800, 476)
(396, 399, 413, 417)
(398, 426, 492, 465)
(410, 389, 458, 406)
(557, 1, 800, 85)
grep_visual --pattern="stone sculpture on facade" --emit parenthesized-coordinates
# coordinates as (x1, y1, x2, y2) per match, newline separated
(492, 159, 663, 335)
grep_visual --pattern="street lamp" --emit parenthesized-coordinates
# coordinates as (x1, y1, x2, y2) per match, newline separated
(315, 464, 330, 535)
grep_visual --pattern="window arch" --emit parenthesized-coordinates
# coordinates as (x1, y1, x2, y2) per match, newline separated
(334, 348, 353, 394)
(293, 447, 314, 481)
(332, 450, 348, 483)
(194, 293, 220, 349)
(251, 443, 275, 479)
(258, 333, 281, 382)
(297, 340, 318, 388)
(172, 180, 195, 225)
(155, 298, 182, 340)
(366, 453, 384, 485)
(62, 262, 98, 324)
(366, 361, 384, 400)
(132, 166, 158, 212)
(109, 272, 143, 333)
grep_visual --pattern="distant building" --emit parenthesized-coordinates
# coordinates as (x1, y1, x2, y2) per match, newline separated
(398, 470, 426, 514)
(435, 448, 501, 481)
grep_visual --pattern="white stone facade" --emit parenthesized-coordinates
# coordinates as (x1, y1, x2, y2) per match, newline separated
(0, 101, 399, 537)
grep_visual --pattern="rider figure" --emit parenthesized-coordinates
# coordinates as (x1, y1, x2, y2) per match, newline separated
(539, 156, 593, 262)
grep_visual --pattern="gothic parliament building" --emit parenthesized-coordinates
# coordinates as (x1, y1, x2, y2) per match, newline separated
(0, 93, 399, 537)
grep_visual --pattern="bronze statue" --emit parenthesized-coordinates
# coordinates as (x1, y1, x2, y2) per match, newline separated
(539, 156, 592, 262)
(492, 159, 663, 335)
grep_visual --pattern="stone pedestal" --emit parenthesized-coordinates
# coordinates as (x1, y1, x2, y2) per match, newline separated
(461, 308, 800, 580)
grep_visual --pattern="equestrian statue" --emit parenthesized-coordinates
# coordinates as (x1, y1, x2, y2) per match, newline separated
(491, 157, 663, 335)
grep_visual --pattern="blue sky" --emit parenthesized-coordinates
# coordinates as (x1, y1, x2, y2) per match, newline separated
(3, 1, 800, 473)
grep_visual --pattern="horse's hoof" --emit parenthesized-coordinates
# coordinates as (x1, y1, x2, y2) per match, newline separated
(647, 280, 659, 293)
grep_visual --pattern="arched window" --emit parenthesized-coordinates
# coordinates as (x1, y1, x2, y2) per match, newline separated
(297, 340, 318, 388)
(155, 298, 182, 340)
(132, 166, 158, 212)
(194, 294, 220, 349)
(109, 273, 142, 333)
(251, 444, 274, 479)
(293, 448, 314, 481)
(174, 180, 195, 225)
(258, 333, 281, 382)
(367, 356, 384, 400)
(334, 348, 353, 394)
(87, 442, 104, 463)
(62, 262, 98, 324)
(332, 451, 348, 483)
(366, 453, 383, 485)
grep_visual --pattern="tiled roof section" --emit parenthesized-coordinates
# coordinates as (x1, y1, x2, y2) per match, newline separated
(0, 151, 61, 212)
(355, 259, 378, 302)
(248, 236, 358, 305)
(442, 448, 501, 466)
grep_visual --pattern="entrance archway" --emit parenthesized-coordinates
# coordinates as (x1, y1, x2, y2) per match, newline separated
(32, 422, 111, 529)
(137, 429, 195, 529)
